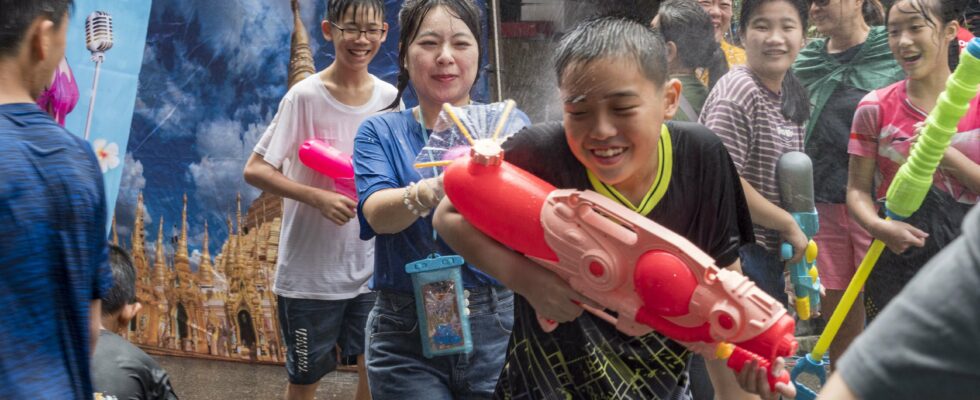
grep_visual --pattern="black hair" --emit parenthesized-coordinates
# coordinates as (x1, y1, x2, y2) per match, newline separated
(656, 0, 729, 89)
(385, 0, 484, 110)
(887, 0, 970, 72)
(102, 244, 137, 316)
(863, 0, 886, 25)
(739, 0, 810, 125)
(0, 0, 73, 58)
(325, 0, 385, 23)
(554, 16, 669, 88)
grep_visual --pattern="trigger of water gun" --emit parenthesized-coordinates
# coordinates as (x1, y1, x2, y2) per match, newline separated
(717, 343, 790, 393)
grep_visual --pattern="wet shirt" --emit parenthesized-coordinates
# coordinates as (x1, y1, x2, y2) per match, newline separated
(0, 103, 112, 399)
(92, 330, 178, 400)
(492, 121, 754, 399)
(849, 80, 980, 205)
(701, 66, 805, 251)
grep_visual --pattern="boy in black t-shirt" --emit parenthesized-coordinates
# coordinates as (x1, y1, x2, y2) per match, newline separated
(434, 17, 795, 400)
(92, 245, 178, 400)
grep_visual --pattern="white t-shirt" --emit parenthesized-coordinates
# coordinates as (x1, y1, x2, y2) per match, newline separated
(254, 73, 398, 300)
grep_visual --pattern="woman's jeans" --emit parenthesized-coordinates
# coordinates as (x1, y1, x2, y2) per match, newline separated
(365, 286, 514, 399)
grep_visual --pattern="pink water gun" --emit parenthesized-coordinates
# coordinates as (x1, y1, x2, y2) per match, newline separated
(298, 138, 357, 200)
(444, 141, 797, 390)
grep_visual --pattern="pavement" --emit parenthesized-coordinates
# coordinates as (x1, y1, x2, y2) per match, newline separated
(156, 324, 828, 399)
(157, 356, 359, 400)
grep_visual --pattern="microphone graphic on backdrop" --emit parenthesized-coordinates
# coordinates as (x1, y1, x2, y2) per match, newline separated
(83, 11, 113, 140)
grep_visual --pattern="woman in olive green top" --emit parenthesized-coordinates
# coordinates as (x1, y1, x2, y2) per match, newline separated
(792, 0, 900, 369)
(653, 0, 729, 122)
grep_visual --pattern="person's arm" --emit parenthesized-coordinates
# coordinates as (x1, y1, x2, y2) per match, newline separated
(700, 94, 807, 262)
(361, 176, 442, 235)
(817, 374, 860, 400)
(90, 299, 101, 355)
(940, 147, 980, 194)
(243, 152, 355, 226)
(433, 199, 599, 323)
(846, 155, 928, 254)
(739, 178, 808, 263)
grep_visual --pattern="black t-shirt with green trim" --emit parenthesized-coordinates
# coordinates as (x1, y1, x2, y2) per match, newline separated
(493, 121, 754, 399)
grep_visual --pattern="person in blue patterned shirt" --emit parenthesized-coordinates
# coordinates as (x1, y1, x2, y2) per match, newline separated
(0, 0, 114, 398)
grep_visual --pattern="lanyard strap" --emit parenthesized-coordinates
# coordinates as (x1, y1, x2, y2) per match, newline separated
(413, 106, 440, 250)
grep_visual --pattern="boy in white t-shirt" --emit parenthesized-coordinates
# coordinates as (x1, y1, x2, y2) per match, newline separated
(243, 1, 397, 399)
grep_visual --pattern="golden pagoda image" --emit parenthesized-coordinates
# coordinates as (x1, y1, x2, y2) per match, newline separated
(116, 192, 285, 363)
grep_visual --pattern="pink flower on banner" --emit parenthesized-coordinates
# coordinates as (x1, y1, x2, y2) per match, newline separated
(93, 138, 120, 173)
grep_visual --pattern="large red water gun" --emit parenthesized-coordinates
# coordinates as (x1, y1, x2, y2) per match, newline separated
(444, 140, 798, 390)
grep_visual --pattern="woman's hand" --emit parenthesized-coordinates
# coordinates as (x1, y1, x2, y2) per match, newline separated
(870, 218, 929, 254)
(417, 175, 445, 209)
(778, 217, 809, 264)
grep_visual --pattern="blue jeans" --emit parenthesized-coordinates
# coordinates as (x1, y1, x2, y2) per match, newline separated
(366, 286, 514, 399)
(739, 243, 788, 307)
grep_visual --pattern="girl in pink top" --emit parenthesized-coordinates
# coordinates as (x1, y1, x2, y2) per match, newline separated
(847, 0, 980, 319)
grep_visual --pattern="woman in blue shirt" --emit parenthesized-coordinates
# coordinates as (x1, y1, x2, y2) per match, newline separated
(352, 0, 514, 398)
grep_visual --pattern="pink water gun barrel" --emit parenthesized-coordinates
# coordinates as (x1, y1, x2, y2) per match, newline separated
(443, 142, 797, 391)
(298, 138, 357, 200)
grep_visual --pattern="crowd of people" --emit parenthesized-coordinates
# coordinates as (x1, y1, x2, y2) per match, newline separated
(1, 0, 978, 399)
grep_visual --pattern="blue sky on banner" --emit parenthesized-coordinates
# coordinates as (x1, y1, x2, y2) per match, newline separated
(63, 0, 152, 233)
(117, 0, 489, 269)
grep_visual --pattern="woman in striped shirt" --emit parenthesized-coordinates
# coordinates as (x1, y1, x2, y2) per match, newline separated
(700, 0, 811, 307)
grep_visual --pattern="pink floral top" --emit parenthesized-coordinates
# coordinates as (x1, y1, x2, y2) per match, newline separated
(848, 80, 980, 204)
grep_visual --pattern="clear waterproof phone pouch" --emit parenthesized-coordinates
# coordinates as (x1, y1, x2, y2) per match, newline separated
(405, 254, 472, 358)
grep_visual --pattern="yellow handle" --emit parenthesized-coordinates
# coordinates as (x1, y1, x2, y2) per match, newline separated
(810, 237, 887, 360)
(795, 297, 811, 321)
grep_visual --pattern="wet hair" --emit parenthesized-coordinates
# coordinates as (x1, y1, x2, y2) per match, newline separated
(887, 0, 970, 72)
(0, 0, 73, 58)
(739, 0, 810, 125)
(863, 0, 886, 25)
(656, 0, 729, 89)
(326, 0, 385, 23)
(554, 16, 669, 88)
(385, 0, 483, 110)
(102, 244, 137, 316)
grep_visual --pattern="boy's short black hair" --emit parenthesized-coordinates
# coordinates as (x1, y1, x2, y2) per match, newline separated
(0, 0, 74, 58)
(554, 16, 668, 87)
(326, 0, 385, 22)
(102, 244, 137, 316)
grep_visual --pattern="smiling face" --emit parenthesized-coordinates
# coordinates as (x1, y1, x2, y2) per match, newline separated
(741, 0, 804, 88)
(698, 0, 734, 42)
(405, 6, 479, 107)
(887, 0, 956, 80)
(560, 57, 679, 193)
(809, 0, 862, 38)
(323, 6, 388, 71)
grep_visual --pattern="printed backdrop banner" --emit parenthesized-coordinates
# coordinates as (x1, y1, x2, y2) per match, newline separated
(115, 0, 488, 363)
(63, 0, 154, 231)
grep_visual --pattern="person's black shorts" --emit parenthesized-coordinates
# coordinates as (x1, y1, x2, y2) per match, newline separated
(277, 292, 376, 385)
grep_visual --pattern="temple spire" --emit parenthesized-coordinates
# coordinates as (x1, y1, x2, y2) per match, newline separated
(154, 216, 167, 284)
(288, 0, 315, 88)
(177, 193, 189, 259)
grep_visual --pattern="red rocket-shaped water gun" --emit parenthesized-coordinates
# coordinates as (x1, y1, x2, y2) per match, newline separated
(444, 140, 798, 390)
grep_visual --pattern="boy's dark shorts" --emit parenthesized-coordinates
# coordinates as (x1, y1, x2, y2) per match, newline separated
(277, 292, 376, 385)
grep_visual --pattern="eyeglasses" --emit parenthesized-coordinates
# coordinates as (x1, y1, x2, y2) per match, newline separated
(330, 22, 386, 41)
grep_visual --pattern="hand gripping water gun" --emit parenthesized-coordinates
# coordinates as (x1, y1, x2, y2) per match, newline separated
(777, 152, 821, 321)
(298, 138, 357, 200)
(792, 38, 980, 400)
(444, 139, 798, 391)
